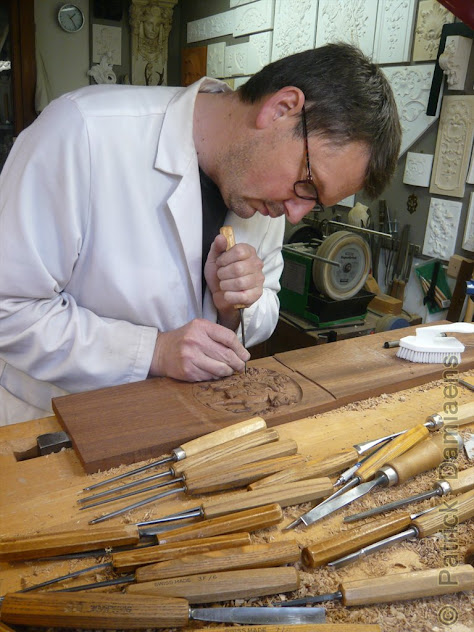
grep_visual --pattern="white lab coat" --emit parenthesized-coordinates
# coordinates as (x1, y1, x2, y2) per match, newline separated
(0, 78, 284, 422)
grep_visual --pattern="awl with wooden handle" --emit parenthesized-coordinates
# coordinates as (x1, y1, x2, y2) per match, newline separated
(220, 225, 247, 373)
(277, 564, 474, 607)
(0, 503, 282, 563)
(84, 416, 266, 491)
(329, 488, 474, 568)
(345, 464, 474, 522)
(0, 593, 326, 628)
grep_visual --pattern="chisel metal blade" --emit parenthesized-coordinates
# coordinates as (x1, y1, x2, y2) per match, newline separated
(190, 606, 326, 624)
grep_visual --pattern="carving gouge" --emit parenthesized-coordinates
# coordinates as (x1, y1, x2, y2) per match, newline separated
(285, 423, 431, 529)
(83, 416, 266, 491)
(0, 593, 326, 628)
(276, 565, 474, 607)
(329, 488, 474, 568)
(344, 464, 474, 522)
(220, 225, 247, 373)
(0, 503, 282, 563)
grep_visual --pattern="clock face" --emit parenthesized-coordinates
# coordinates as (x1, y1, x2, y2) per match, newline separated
(58, 4, 85, 33)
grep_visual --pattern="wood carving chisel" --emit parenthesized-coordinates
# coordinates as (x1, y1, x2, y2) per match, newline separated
(220, 225, 247, 373)
(0, 593, 326, 628)
(0, 503, 282, 563)
(87, 440, 300, 521)
(80, 436, 297, 508)
(276, 564, 474, 607)
(285, 423, 432, 530)
(344, 464, 474, 522)
(83, 416, 266, 491)
(329, 488, 474, 568)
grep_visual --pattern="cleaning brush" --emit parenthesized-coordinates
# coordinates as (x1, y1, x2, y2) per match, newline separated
(396, 323, 474, 364)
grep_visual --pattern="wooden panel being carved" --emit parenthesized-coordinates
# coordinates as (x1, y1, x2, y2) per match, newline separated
(430, 95, 474, 198)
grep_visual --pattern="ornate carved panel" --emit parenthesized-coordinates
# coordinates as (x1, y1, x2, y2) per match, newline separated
(225, 42, 248, 77)
(207, 42, 226, 79)
(247, 31, 272, 74)
(438, 35, 473, 91)
(187, 9, 234, 44)
(271, 0, 318, 62)
(233, 0, 275, 37)
(467, 145, 474, 185)
(382, 64, 439, 157)
(412, 0, 455, 62)
(422, 197, 462, 260)
(403, 152, 434, 187)
(315, 0, 377, 58)
(462, 193, 474, 253)
(372, 0, 416, 64)
(430, 96, 474, 199)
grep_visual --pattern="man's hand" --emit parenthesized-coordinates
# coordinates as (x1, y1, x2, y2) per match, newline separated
(149, 319, 250, 381)
(204, 233, 264, 330)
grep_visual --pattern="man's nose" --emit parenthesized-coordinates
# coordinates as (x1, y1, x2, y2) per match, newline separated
(284, 198, 317, 224)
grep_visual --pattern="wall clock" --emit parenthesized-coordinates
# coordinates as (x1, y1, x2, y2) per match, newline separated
(58, 4, 85, 33)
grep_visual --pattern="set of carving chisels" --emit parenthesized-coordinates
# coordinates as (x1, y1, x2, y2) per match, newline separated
(0, 404, 473, 629)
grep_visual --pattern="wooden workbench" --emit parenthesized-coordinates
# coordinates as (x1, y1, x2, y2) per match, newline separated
(0, 354, 473, 630)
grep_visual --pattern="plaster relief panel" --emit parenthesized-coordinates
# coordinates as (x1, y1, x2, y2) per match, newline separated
(315, 0, 377, 58)
(422, 197, 462, 260)
(430, 96, 474, 199)
(382, 64, 438, 157)
(462, 193, 474, 253)
(439, 35, 473, 91)
(207, 42, 225, 78)
(247, 31, 272, 74)
(412, 0, 455, 62)
(271, 0, 318, 62)
(234, 0, 275, 37)
(225, 43, 248, 77)
(373, 0, 416, 64)
(231, 0, 257, 6)
(187, 10, 234, 43)
(403, 152, 434, 187)
(467, 144, 474, 185)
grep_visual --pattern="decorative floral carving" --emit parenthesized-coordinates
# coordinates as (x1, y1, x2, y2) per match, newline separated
(422, 198, 462, 260)
(271, 0, 317, 62)
(413, 0, 454, 61)
(462, 193, 474, 252)
(316, 0, 376, 57)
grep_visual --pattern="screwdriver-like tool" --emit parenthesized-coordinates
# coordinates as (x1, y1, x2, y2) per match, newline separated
(83, 416, 266, 491)
(285, 423, 431, 530)
(329, 488, 474, 568)
(276, 564, 474, 607)
(344, 464, 474, 522)
(220, 225, 247, 374)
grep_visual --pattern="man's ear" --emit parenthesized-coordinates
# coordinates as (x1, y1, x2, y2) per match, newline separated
(255, 87, 305, 129)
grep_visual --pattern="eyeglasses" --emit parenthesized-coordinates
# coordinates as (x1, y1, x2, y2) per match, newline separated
(293, 105, 322, 209)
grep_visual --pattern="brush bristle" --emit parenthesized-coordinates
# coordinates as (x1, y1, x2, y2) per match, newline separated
(396, 346, 462, 364)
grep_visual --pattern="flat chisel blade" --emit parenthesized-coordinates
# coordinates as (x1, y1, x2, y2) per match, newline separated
(190, 606, 326, 624)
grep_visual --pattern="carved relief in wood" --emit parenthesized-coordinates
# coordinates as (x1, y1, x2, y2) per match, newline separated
(462, 193, 474, 253)
(373, 0, 416, 64)
(430, 96, 474, 199)
(315, 0, 377, 58)
(412, 0, 454, 62)
(403, 152, 434, 187)
(422, 197, 462, 260)
(271, 0, 318, 62)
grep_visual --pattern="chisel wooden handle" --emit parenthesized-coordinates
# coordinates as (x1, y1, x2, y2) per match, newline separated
(0, 524, 139, 563)
(157, 503, 283, 544)
(413, 489, 474, 538)
(0, 593, 190, 628)
(357, 424, 429, 482)
(220, 226, 245, 308)
(248, 452, 357, 490)
(0, 623, 17, 632)
(185, 453, 303, 494)
(174, 429, 279, 474)
(201, 478, 333, 519)
(178, 416, 266, 458)
(302, 514, 412, 567)
(135, 540, 301, 582)
(113, 532, 251, 573)
(447, 466, 474, 493)
(340, 564, 474, 605)
(383, 431, 461, 485)
(426, 401, 474, 427)
(127, 566, 300, 602)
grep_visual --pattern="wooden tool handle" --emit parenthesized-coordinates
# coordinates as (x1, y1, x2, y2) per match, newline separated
(385, 431, 458, 485)
(135, 540, 300, 583)
(157, 503, 283, 545)
(202, 478, 333, 519)
(0, 524, 139, 563)
(413, 489, 474, 538)
(173, 429, 279, 474)
(341, 564, 474, 606)
(220, 226, 245, 308)
(448, 467, 474, 493)
(0, 592, 190, 628)
(187, 454, 304, 494)
(128, 566, 299, 602)
(113, 532, 251, 573)
(302, 514, 412, 568)
(0, 623, 17, 632)
(427, 402, 474, 427)
(357, 424, 429, 482)
(179, 417, 266, 458)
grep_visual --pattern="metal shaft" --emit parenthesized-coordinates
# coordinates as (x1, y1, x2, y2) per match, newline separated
(83, 454, 175, 491)
(240, 307, 247, 374)
(344, 488, 441, 522)
(80, 477, 182, 510)
(80, 469, 174, 503)
(328, 527, 417, 568)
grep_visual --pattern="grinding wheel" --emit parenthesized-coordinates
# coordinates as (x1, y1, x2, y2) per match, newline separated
(312, 231, 371, 300)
